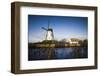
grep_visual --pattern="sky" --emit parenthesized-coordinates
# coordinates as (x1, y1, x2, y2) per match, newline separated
(28, 15, 88, 43)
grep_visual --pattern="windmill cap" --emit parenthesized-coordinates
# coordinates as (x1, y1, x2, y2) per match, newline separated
(48, 28, 53, 31)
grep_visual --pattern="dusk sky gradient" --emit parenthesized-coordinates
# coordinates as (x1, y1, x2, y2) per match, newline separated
(28, 15, 88, 43)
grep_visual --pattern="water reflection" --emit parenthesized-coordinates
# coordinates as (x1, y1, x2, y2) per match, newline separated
(28, 47, 88, 61)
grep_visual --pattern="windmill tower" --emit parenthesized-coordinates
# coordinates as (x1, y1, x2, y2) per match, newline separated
(42, 21, 54, 41)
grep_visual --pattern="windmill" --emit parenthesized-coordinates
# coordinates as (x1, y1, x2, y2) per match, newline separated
(42, 21, 54, 41)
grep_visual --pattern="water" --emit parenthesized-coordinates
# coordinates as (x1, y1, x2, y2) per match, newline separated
(28, 47, 88, 61)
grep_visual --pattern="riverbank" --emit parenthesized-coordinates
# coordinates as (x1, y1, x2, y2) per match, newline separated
(29, 43, 82, 48)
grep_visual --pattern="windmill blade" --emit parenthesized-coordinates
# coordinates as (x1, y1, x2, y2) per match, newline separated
(42, 27, 47, 31)
(48, 20, 50, 29)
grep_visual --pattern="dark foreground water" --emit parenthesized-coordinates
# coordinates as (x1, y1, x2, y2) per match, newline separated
(28, 47, 88, 61)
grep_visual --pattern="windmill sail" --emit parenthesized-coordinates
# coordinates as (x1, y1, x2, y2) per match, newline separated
(42, 27, 47, 31)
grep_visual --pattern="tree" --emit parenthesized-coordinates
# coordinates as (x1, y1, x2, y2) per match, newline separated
(83, 39, 88, 47)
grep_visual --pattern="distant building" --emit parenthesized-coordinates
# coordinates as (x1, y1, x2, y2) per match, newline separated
(68, 38, 81, 44)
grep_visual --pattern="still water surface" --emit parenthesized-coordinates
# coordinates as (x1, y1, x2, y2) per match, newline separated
(28, 47, 88, 61)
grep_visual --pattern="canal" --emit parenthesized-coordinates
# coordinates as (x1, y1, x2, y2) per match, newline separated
(28, 47, 88, 61)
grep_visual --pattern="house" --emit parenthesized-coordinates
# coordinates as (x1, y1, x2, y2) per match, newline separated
(68, 38, 81, 45)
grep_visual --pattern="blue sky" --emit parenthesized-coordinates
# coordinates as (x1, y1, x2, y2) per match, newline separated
(28, 15, 88, 43)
